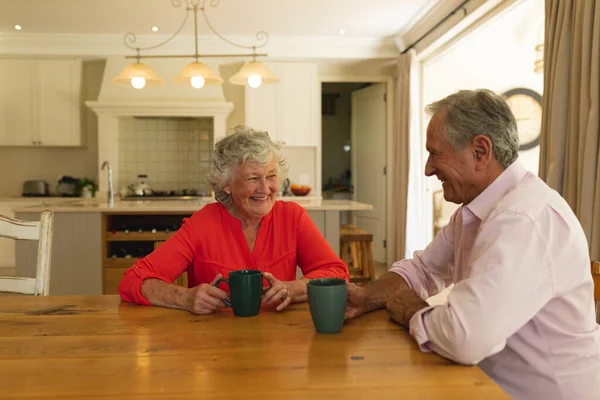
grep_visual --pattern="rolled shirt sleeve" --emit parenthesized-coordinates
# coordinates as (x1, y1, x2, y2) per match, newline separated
(390, 209, 459, 299)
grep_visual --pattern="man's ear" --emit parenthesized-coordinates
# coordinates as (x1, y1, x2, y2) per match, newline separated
(472, 134, 493, 169)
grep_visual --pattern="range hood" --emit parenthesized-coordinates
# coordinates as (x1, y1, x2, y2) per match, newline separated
(86, 57, 234, 197)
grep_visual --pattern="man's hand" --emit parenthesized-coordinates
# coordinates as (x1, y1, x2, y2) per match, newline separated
(185, 274, 229, 314)
(344, 272, 412, 320)
(386, 288, 429, 329)
(345, 283, 369, 320)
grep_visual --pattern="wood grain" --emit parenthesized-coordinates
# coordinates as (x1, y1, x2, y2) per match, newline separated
(0, 295, 509, 399)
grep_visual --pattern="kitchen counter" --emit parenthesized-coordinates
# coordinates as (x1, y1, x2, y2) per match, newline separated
(13, 198, 374, 213)
(15, 197, 373, 295)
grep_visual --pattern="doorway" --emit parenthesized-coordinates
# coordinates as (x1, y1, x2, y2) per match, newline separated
(321, 82, 388, 263)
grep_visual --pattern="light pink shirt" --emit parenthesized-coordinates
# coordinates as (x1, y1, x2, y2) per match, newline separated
(391, 161, 600, 399)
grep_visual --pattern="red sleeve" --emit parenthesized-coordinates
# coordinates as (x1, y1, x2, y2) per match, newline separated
(118, 216, 197, 305)
(295, 207, 350, 281)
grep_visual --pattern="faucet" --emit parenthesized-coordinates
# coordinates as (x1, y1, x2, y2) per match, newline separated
(101, 161, 114, 206)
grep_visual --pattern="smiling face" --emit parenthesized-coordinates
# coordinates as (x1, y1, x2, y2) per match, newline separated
(424, 109, 481, 205)
(224, 155, 279, 222)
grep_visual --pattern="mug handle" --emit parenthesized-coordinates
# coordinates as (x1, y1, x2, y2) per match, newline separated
(214, 277, 232, 307)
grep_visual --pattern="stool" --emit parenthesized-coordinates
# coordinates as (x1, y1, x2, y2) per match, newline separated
(340, 224, 375, 282)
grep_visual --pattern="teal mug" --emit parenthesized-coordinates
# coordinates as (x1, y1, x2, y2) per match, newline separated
(307, 278, 348, 334)
(215, 270, 263, 317)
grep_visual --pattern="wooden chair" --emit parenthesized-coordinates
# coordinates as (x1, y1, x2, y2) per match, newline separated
(340, 224, 375, 282)
(0, 211, 54, 295)
(592, 261, 600, 323)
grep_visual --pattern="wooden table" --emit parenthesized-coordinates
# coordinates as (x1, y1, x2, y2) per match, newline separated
(0, 295, 508, 399)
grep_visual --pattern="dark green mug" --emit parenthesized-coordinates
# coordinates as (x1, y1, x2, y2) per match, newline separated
(307, 278, 348, 334)
(215, 270, 263, 317)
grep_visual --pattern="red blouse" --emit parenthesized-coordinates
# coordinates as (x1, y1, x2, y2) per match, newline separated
(118, 201, 349, 305)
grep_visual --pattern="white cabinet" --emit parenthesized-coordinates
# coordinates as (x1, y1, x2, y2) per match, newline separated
(0, 60, 37, 146)
(0, 59, 81, 147)
(245, 62, 319, 147)
(38, 60, 82, 146)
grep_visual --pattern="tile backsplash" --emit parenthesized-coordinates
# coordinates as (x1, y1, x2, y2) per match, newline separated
(118, 117, 213, 193)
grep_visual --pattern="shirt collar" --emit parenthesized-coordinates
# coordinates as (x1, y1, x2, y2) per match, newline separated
(217, 200, 275, 227)
(465, 160, 529, 221)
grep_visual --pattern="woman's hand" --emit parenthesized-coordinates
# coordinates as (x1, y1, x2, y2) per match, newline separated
(262, 272, 308, 311)
(184, 274, 229, 315)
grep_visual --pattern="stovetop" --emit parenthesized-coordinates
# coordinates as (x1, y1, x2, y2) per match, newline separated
(121, 196, 208, 201)
(121, 190, 209, 201)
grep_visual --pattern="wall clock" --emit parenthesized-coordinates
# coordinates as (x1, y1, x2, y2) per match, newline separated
(502, 88, 543, 151)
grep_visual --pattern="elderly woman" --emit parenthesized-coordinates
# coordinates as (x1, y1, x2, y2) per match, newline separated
(118, 126, 349, 314)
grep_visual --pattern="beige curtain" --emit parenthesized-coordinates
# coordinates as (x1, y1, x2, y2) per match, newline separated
(391, 50, 416, 261)
(539, 0, 600, 260)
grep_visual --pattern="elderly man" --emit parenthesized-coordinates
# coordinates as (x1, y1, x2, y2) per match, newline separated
(346, 89, 600, 399)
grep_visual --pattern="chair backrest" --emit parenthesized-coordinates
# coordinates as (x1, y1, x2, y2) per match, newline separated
(591, 261, 600, 323)
(592, 261, 600, 301)
(0, 211, 53, 295)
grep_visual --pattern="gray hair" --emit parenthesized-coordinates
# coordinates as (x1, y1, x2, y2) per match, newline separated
(207, 125, 289, 205)
(425, 89, 519, 168)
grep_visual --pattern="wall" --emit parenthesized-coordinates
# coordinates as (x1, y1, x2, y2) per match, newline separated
(318, 59, 395, 77)
(0, 60, 104, 197)
(282, 147, 316, 191)
(118, 117, 213, 194)
(0, 58, 394, 198)
(220, 62, 246, 131)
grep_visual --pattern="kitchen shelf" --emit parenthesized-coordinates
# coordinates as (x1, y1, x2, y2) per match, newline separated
(103, 257, 139, 267)
(105, 232, 175, 241)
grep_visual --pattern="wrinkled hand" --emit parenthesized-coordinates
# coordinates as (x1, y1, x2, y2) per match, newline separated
(185, 274, 229, 315)
(386, 288, 429, 329)
(344, 283, 370, 320)
(262, 272, 305, 311)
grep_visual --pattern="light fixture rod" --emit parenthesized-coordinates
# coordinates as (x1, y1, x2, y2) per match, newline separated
(200, 3, 268, 53)
(193, 5, 199, 61)
(125, 53, 268, 60)
(123, 3, 191, 52)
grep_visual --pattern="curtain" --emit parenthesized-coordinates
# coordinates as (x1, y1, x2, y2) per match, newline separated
(391, 50, 418, 262)
(539, 0, 600, 260)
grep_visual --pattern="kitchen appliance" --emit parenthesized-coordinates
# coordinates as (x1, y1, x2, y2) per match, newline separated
(56, 176, 80, 197)
(22, 180, 50, 197)
(121, 188, 208, 201)
(127, 175, 153, 196)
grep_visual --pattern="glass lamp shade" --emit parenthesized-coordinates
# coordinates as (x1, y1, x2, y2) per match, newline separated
(112, 63, 165, 88)
(171, 62, 224, 87)
(229, 61, 280, 87)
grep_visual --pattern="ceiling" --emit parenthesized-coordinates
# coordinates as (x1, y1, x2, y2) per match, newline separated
(0, 0, 434, 38)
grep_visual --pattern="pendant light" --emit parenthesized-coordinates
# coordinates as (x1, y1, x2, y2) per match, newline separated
(113, 1, 278, 90)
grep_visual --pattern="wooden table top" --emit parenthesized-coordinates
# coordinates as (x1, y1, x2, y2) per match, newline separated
(0, 295, 508, 399)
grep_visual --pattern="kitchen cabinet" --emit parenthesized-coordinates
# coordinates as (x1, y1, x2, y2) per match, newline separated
(0, 198, 66, 268)
(245, 62, 319, 147)
(38, 59, 82, 146)
(0, 60, 36, 146)
(101, 213, 190, 294)
(0, 59, 81, 147)
(15, 211, 102, 296)
(14, 204, 356, 295)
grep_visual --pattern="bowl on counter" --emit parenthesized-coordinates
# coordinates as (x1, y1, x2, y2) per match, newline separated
(290, 185, 311, 196)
